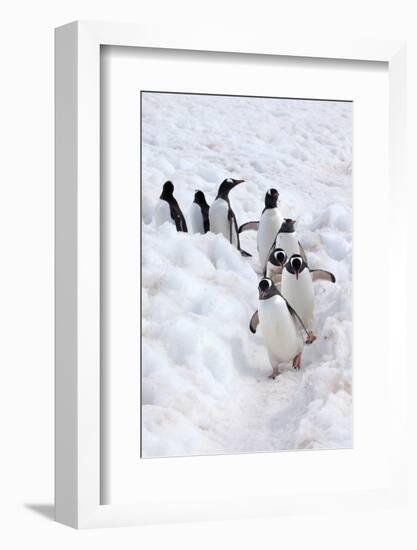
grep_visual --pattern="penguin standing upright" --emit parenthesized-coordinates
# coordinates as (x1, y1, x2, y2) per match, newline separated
(209, 178, 251, 256)
(239, 188, 284, 271)
(249, 278, 315, 378)
(263, 218, 306, 275)
(190, 190, 210, 234)
(257, 189, 283, 269)
(154, 181, 188, 232)
(281, 254, 336, 331)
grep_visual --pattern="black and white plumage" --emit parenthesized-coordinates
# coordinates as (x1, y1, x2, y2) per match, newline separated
(154, 181, 188, 232)
(280, 254, 336, 332)
(239, 188, 284, 270)
(190, 190, 210, 234)
(257, 189, 284, 269)
(263, 218, 306, 275)
(265, 247, 287, 285)
(250, 278, 315, 378)
(209, 178, 251, 257)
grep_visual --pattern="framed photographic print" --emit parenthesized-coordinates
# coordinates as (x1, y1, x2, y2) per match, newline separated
(55, 21, 407, 528)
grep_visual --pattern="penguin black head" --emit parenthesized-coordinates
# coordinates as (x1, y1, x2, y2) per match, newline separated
(160, 180, 174, 200)
(264, 188, 279, 209)
(216, 178, 245, 200)
(286, 254, 307, 280)
(269, 248, 287, 268)
(193, 190, 209, 207)
(279, 218, 296, 233)
(258, 277, 280, 300)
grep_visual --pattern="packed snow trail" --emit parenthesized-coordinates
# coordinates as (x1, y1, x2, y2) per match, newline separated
(141, 93, 352, 457)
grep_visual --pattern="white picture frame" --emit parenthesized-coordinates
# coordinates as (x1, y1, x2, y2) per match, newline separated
(55, 21, 407, 529)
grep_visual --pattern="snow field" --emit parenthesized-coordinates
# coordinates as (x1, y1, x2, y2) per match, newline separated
(141, 92, 352, 457)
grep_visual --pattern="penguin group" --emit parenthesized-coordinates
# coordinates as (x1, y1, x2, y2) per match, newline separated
(154, 179, 336, 379)
(155, 178, 251, 255)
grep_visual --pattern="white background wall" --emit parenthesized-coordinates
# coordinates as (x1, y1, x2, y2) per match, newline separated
(0, 1, 416, 548)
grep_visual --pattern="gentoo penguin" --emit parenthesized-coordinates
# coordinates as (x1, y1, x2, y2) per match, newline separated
(257, 189, 284, 269)
(265, 247, 287, 285)
(263, 218, 306, 275)
(209, 178, 251, 256)
(281, 254, 336, 331)
(190, 190, 210, 234)
(249, 278, 316, 378)
(154, 181, 188, 232)
(239, 189, 284, 271)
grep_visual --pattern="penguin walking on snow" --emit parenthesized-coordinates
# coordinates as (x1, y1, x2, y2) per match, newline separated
(249, 278, 316, 379)
(280, 254, 336, 332)
(263, 218, 306, 275)
(209, 178, 251, 256)
(239, 188, 284, 271)
(190, 190, 210, 234)
(154, 181, 188, 232)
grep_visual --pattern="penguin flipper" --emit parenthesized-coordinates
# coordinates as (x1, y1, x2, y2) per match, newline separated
(170, 201, 188, 232)
(282, 299, 311, 342)
(203, 213, 210, 233)
(249, 310, 259, 333)
(171, 209, 182, 231)
(233, 214, 252, 256)
(227, 207, 251, 256)
(201, 204, 210, 233)
(310, 269, 336, 283)
(178, 211, 188, 232)
(173, 216, 182, 231)
(227, 208, 235, 244)
(298, 242, 308, 264)
(239, 221, 259, 233)
(263, 241, 278, 276)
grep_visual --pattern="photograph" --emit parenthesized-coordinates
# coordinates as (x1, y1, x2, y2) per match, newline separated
(141, 91, 352, 458)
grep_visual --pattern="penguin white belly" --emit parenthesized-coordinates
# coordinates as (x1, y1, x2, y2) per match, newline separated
(281, 269, 314, 330)
(189, 202, 204, 234)
(276, 233, 299, 258)
(209, 198, 238, 246)
(258, 296, 303, 364)
(154, 199, 173, 227)
(257, 209, 283, 268)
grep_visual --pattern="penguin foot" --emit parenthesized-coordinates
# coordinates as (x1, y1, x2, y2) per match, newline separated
(292, 353, 302, 370)
(240, 249, 252, 257)
(305, 331, 317, 344)
(268, 367, 280, 379)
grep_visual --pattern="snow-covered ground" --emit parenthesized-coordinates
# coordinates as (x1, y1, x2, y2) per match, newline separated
(141, 92, 352, 458)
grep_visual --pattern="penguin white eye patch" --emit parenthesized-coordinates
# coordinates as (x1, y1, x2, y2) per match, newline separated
(259, 278, 272, 290)
(274, 250, 287, 262)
